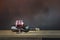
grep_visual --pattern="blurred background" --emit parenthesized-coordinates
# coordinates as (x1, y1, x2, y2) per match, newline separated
(0, 0, 60, 30)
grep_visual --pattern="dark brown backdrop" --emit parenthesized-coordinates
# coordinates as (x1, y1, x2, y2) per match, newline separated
(0, 0, 60, 30)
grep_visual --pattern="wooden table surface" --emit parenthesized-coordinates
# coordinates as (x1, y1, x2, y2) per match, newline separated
(0, 30, 60, 38)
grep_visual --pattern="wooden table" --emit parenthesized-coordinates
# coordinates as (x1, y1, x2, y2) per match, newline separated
(0, 30, 60, 38)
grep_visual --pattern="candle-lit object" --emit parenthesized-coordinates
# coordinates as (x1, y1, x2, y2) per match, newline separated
(11, 19, 29, 32)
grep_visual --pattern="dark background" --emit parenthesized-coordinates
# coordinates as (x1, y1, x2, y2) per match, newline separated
(0, 0, 60, 30)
